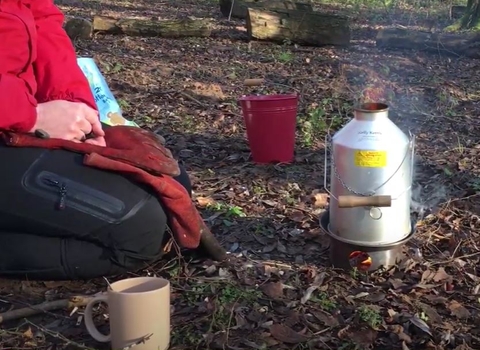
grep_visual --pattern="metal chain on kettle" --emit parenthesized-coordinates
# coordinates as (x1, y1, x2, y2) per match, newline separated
(324, 131, 415, 200)
(330, 149, 377, 197)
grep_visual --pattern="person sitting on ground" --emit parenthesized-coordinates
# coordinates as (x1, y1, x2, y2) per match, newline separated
(0, 0, 194, 281)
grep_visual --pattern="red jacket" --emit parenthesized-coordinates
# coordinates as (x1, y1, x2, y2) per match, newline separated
(0, 0, 96, 132)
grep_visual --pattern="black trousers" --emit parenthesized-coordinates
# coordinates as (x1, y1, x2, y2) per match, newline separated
(0, 129, 191, 281)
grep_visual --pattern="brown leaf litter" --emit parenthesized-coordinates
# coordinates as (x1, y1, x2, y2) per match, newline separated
(1, 0, 480, 349)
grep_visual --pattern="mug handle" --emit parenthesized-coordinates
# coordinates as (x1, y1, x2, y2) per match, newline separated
(84, 294, 111, 343)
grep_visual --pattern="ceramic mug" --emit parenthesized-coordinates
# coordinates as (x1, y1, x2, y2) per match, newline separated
(84, 277, 170, 350)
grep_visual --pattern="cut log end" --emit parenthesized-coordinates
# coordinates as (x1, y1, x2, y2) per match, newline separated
(64, 17, 93, 40)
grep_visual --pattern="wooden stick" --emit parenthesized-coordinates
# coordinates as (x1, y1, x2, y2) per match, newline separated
(337, 195, 392, 208)
(179, 91, 206, 107)
(244, 78, 264, 87)
(0, 295, 94, 323)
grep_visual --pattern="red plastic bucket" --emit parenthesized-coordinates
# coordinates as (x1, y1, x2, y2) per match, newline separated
(239, 94, 298, 164)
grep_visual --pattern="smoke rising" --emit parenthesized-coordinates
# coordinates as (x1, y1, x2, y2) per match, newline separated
(410, 154, 450, 220)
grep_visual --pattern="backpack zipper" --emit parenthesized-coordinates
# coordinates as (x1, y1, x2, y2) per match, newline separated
(23, 169, 137, 223)
(43, 178, 67, 210)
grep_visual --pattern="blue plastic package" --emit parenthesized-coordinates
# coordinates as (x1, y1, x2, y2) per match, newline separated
(77, 57, 139, 127)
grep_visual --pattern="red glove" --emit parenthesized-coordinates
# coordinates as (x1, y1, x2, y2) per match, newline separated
(3, 126, 180, 177)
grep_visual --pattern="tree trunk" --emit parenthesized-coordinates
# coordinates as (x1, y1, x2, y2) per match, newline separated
(219, 0, 313, 19)
(446, 0, 480, 31)
(92, 16, 213, 37)
(450, 5, 467, 21)
(376, 27, 480, 58)
(246, 8, 350, 47)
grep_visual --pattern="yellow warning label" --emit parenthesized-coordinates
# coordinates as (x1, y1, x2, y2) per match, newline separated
(354, 150, 387, 168)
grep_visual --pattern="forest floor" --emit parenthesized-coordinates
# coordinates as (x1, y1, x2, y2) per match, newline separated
(0, 0, 480, 349)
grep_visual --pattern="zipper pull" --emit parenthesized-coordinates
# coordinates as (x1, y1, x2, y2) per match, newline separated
(43, 178, 67, 210)
(58, 184, 67, 210)
(43, 178, 60, 186)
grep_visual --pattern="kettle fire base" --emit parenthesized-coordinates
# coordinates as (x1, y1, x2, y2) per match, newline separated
(319, 211, 415, 272)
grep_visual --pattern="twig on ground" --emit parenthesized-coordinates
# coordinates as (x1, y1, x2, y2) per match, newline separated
(228, 0, 235, 21)
(224, 109, 244, 118)
(225, 299, 239, 346)
(430, 251, 480, 266)
(23, 319, 96, 350)
(179, 91, 206, 107)
(441, 193, 480, 205)
(165, 226, 184, 259)
(0, 296, 94, 324)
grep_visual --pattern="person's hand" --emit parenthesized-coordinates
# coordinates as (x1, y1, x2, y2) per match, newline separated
(85, 135, 107, 147)
(31, 100, 105, 144)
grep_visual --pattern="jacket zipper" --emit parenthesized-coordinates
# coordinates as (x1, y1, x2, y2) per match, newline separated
(43, 178, 67, 210)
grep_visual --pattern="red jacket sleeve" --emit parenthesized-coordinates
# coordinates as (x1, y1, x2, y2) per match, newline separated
(31, 0, 97, 110)
(0, 8, 38, 132)
(0, 74, 37, 132)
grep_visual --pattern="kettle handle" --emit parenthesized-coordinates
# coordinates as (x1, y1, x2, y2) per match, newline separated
(338, 195, 392, 208)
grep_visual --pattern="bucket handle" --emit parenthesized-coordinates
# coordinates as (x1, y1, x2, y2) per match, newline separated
(323, 131, 415, 201)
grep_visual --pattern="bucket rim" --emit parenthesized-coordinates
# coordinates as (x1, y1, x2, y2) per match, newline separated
(241, 107, 298, 112)
(239, 93, 298, 102)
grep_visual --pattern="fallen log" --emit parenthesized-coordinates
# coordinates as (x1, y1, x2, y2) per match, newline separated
(92, 15, 212, 37)
(246, 8, 350, 47)
(219, 0, 313, 19)
(450, 5, 467, 21)
(376, 27, 480, 59)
